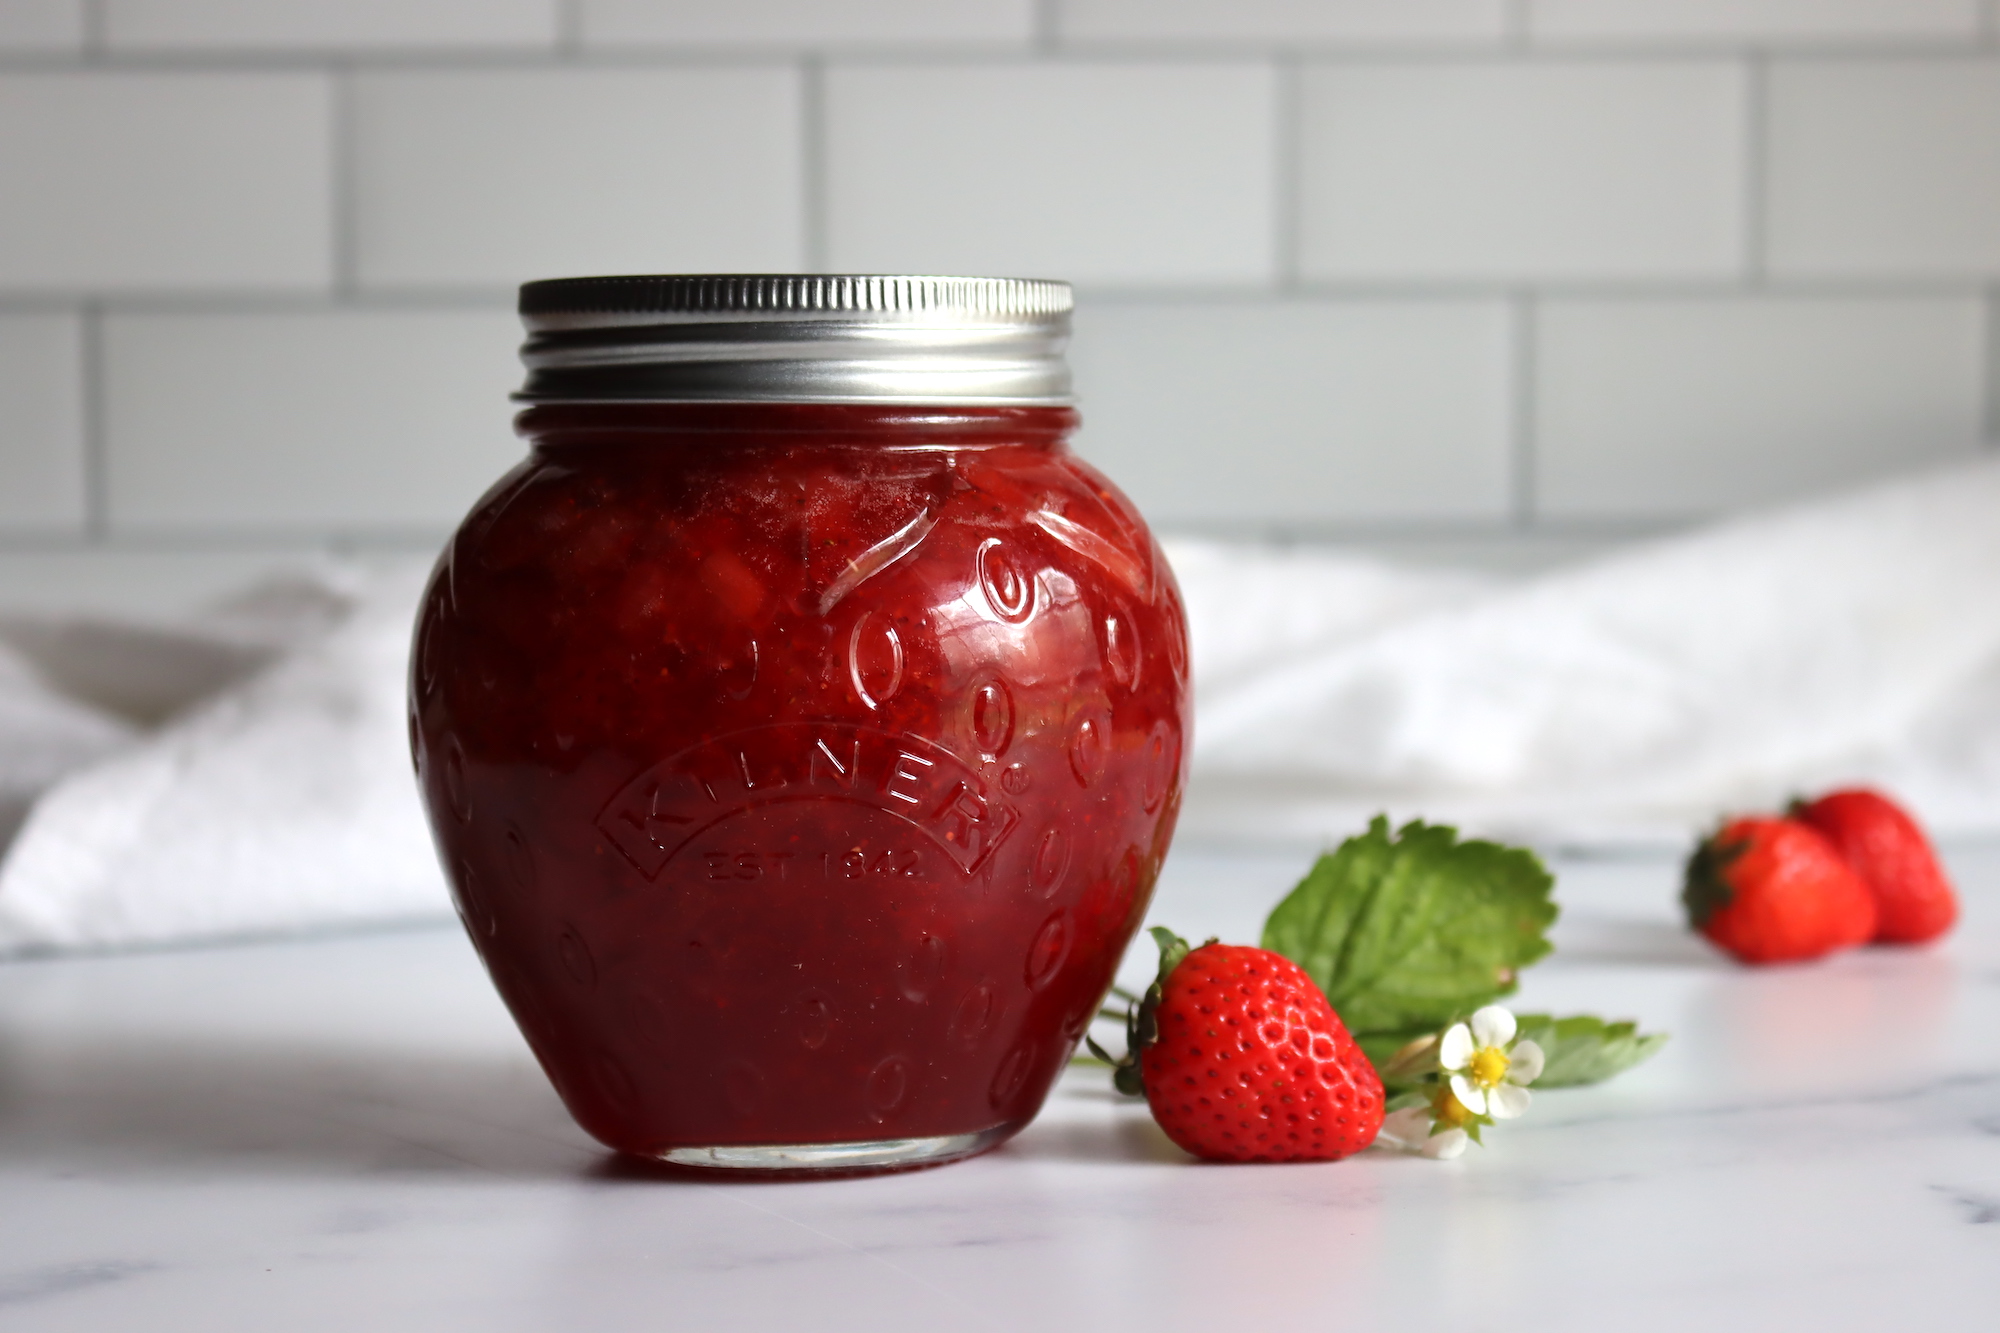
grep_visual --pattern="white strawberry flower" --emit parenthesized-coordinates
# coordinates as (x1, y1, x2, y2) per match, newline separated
(1439, 1005, 1544, 1120)
(1379, 1104, 1470, 1160)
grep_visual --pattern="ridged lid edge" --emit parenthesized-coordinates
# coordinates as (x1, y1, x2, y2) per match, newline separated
(519, 274, 1073, 323)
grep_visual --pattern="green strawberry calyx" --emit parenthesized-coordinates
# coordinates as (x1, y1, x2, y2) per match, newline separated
(1681, 827, 1748, 929)
(1087, 926, 1199, 1097)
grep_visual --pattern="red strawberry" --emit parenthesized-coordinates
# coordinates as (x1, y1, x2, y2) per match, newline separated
(1100, 930, 1383, 1162)
(1683, 816, 1877, 964)
(1792, 788, 1958, 945)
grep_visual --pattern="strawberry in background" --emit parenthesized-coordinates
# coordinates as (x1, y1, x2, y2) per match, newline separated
(1793, 788, 1959, 945)
(1683, 816, 1878, 965)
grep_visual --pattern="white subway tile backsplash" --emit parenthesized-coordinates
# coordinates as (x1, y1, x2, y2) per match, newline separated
(1070, 300, 1512, 526)
(0, 74, 332, 294)
(1536, 297, 1984, 518)
(1058, 0, 1505, 45)
(825, 62, 1275, 286)
(582, 0, 1032, 48)
(353, 68, 803, 291)
(0, 13, 1988, 597)
(1768, 59, 2000, 277)
(103, 309, 525, 532)
(103, 0, 558, 51)
(0, 313, 86, 536)
(1530, 0, 1980, 44)
(1300, 62, 1747, 281)
(0, 0, 82, 51)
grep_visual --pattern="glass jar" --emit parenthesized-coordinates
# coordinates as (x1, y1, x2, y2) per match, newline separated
(411, 276, 1189, 1173)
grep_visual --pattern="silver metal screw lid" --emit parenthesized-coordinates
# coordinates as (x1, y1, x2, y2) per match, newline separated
(516, 274, 1074, 405)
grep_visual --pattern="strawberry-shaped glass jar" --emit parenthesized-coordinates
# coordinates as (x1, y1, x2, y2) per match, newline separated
(411, 276, 1189, 1173)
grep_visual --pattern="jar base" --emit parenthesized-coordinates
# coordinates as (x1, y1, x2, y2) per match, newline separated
(654, 1123, 1014, 1175)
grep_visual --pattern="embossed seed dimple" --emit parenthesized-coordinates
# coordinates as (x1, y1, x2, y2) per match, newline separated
(1024, 910, 1072, 991)
(1030, 825, 1070, 899)
(1068, 713, 1106, 786)
(977, 538, 1035, 623)
(847, 611, 904, 709)
(1103, 612, 1141, 688)
(950, 982, 998, 1045)
(988, 1041, 1036, 1109)
(970, 675, 1015, 758)
(455, 860, 498, 939)
(504, 823, 538, 894)
(1141, 720, 1175, 813)
(415, 608, 443, 699)
(867, 1055, 912, 1117)
(558, 926, 597, 988)
(442, 736, 472, 822)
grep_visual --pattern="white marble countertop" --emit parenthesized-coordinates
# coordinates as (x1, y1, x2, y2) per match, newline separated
(3, 843, 1996, 1332)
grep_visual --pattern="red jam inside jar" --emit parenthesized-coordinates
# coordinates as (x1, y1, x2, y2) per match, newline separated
(412, 277, 1189, 1172)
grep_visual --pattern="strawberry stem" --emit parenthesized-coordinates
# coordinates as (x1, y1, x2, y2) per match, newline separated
(1090, 927, 1194, 1098)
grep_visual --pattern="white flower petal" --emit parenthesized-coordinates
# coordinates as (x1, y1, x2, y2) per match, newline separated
(1449, 1074, 1487, 1116)
(1487, 1082, 1532, 1120)
(1471, 1005, 1516, 1048)
(1508, 1039, 1545, 1086)
(1439, 1023, 1474, 1071)
(1377, 1107, 1431, 1150)
(1424, 1129, 1469, 1160)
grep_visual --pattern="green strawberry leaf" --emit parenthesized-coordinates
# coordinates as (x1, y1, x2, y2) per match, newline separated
(1261, 816, 1557, 1036)
(1512, 1013, 1669, 1088)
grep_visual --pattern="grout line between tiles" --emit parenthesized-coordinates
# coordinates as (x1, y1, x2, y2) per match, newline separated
(1273, 54, 1302, 292)
(1985, 285, 2000, 447)
(1743, 53, 1768, 285)
(330, 63, 359, 298)
(1034, 0, 1062, 54)
(1510, 293, 1538, 530)
(556, 0, 585, 57)
(78, 304, 107, 543)
(1505, 0, 1531, 52)
(10, 44, 1962, 78)
(79, 0, 106, 59)
(801, 56, 828, 272)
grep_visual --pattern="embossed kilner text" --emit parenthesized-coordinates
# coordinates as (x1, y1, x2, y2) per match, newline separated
(598, 724, 1020, 881)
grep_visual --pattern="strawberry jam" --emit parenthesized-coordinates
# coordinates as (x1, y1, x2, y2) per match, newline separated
(411, 277, 1187, 1172)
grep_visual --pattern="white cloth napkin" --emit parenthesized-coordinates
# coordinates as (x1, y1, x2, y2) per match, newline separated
(1178, 455, 2000, 847)
(0, 565, 438, 954)
(3, 457, 1999, 954)
(0, 645, 135, 854)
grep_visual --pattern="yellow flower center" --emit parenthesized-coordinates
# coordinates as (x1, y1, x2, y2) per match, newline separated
(1468, 1045, 1511, 1090)
(1429, 1086, 1476, 1129)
